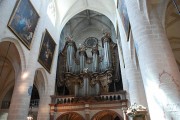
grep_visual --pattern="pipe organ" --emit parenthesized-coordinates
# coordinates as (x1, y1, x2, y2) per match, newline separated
(57, 32, 123, 97)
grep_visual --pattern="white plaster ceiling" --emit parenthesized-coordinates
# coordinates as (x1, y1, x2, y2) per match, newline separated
(56, 0, 117, 31)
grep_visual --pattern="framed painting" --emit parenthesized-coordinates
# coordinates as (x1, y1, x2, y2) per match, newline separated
(8, 0, 39, 49)
(118, 0, 130, 41)
(38, 29, 56, 73)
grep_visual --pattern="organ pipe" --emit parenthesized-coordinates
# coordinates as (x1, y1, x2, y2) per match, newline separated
(92, 45, 99, 72)
(79, 47, 87, 73)
(101, 33, 112, 70)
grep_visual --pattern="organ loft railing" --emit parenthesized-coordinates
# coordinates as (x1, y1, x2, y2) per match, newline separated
(56, 32, 123, 97)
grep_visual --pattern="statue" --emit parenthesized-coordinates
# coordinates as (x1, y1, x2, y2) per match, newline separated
(126, 103, 148, 118)
(65, 35, 73, 42)
(83, 68, 88, 73)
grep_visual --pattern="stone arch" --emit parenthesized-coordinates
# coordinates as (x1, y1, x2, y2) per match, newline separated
(161, 0, 171, 28)
(91, 110, 123, 120)
(59, 7, 116, 35)
(0, 80, 14, 108)
(56, 112, 84, 120)
(0, 37, 26, 72)
(0, 39, 24, 118)
(34, 68, 48, 97)
(59, 8, 116, 50)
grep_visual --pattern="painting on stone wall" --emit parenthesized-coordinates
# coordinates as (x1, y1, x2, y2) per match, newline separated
(38, 29, 56, 73)
(118, 0, 130, 41)
(8, 0, 39, 49)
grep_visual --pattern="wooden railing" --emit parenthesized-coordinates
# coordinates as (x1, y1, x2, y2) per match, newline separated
(51, 91, 126, 104)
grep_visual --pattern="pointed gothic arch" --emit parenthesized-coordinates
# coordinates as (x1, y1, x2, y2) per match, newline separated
(59, 7, 116, 35)
(56, 112, 84, 120)
(0, 37, 26, 72)
(0, 39, 25, 119)
(91, 110, 123, 120)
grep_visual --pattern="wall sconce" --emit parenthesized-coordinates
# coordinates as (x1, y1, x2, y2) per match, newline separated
(172, 0, 180, 15)
(27, 106, 33, 120)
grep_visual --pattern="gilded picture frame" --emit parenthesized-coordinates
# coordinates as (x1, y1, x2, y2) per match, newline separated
(38, 29, 56, 73)
(8, 0, 39, 49)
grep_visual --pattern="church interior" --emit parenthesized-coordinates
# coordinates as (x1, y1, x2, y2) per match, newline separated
(0, 0, 180, 120)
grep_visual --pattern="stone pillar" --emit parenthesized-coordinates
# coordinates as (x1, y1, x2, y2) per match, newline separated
(7, 69, 35, 120)
(120, 32, 148, 107)
(37, 70, 57, 120)
(125, 1, 180, 119)
(37, 94, 51, 120)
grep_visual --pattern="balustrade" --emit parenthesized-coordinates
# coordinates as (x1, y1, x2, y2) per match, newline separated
(51, 91, 126, 104)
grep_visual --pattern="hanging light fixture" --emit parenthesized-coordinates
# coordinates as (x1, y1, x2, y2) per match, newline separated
(172, 0, 180, 15)
(27, 106, 33, 120)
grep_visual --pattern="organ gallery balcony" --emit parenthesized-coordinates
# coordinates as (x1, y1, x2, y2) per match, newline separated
(49, 91, 127, 113)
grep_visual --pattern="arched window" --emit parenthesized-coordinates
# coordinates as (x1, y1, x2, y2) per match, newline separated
(47, 0, 56, 26)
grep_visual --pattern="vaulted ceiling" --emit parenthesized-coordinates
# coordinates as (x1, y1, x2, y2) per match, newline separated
(56, 0, 117, 31)
(165, 1, 180, 69)
(59, 10, 116, 57)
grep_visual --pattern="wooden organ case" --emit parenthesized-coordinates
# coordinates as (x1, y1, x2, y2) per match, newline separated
(56, 33, 123, 97)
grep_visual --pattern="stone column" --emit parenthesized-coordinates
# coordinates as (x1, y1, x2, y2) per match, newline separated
(120, 32, 148, 107)
(7, 69, 35, 120)
(125, 1, 180, 119)
(37, 70, 57, 120)
(37, 94, 51, 120)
